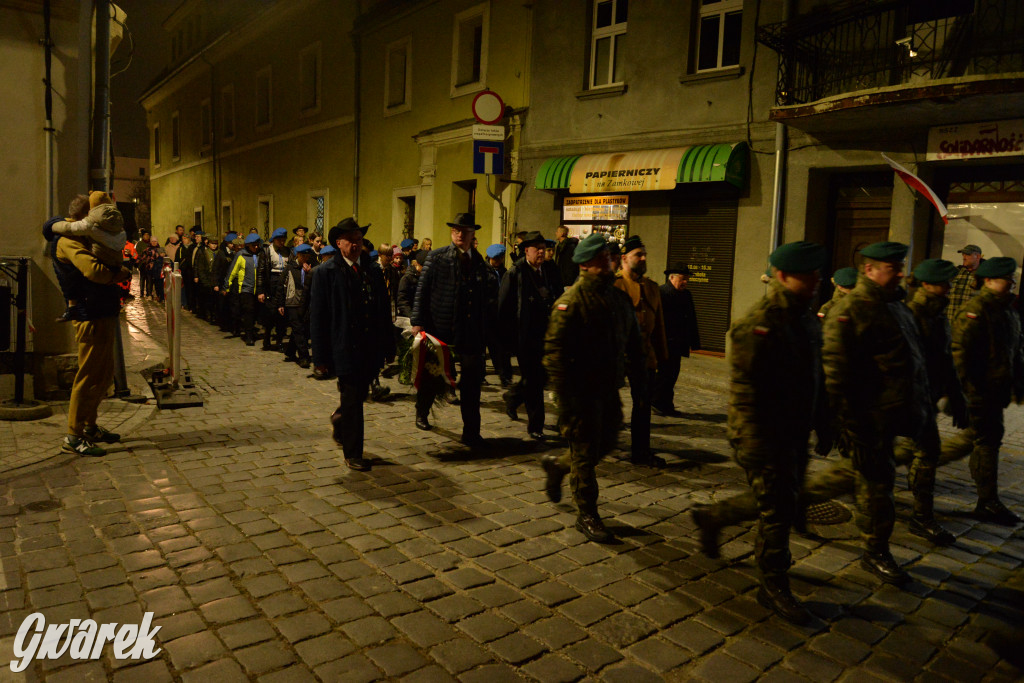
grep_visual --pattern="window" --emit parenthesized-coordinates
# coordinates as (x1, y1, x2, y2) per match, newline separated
(308, 189, 329, 234)
(153, 124, 161, 167)
(138, 167, 145, 176)
(200, 98, 211, 149)
(385, 37, 412, 113)
(255, 67, 272, 130)
(257, 195, 274, 240)
(221, 201, 232, 234)
(450, 4, 489, 97)
(697, 0, 742, 72)
(299, 43, 321, 114)
(171, 111, 180, 160)
(590, 0, 628, 88)
(221, 85, 235, 140)
(194, 207, 203, 231)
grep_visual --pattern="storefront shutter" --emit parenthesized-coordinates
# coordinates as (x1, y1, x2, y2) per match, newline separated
(667, 196, 738, 353)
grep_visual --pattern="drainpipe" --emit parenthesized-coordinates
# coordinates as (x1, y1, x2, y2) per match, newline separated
(91, 0, 111, 193)
(768, 0, 793, 250)
(352, 4, 363, 221)
(200, 52, 218, 232)
(43, 0, 55, 217)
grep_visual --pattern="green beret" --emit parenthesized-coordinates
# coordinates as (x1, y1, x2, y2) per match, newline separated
(832, 267, 858, 288)
(621, 235, 644, 254)
(768, 241, 826, 273)
(912, 258, 957, 284)
(572, 233, 609, 264)
(975, 256, 1017, 279)
(860, 241, 908, 262)
(608, 242, 622, 256)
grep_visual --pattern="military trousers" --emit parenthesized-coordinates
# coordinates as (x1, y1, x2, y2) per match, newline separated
(555, 395, 623, 515)
(416, 352, 485, 440)
(505, 351, 546, 434)
(836, 429, 896, 552)
(892, 419, 942, 519)
(939, 403, 1004, 502)
(68, 316, 117, 437)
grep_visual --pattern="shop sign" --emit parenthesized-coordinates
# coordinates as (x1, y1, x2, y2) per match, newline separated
(562, 195, 629, 222)
(569, 147, 689, 193)
(927, 119, 1024, 161)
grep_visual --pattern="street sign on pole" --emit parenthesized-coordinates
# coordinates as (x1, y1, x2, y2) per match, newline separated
(473, 140, 504, 175)
(471, 90, 505, 124)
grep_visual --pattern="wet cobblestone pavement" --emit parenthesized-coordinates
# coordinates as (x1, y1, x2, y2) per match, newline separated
(0, 293, 1021, 681)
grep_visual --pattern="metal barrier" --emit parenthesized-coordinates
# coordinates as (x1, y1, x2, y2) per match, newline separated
(148, 260, 202, 409)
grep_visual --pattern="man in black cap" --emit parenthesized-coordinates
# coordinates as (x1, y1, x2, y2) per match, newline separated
(180, 226, 202, 312)
(411, 212, 495, 447)
(310, 218, 395, 471)
(653, 263, 701, 417)
(499, 231, 564, 439)
(948, 244, 984, 322)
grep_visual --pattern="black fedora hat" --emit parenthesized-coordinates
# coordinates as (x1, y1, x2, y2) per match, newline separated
(519, 230, 546, 248)
(328, 217, 371, 246)
(665, 261, 691, 276)
(446, 212, 480, 230)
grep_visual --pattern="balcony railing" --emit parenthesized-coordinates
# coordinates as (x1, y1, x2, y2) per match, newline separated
(757, 0, 1024, 107)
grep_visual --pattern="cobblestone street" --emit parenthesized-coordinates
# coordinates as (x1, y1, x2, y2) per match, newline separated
(0, 295, 1022, 682)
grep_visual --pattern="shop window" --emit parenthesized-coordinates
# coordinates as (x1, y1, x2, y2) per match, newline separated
(385, 37, 412, 114)
(221, 85, 235, 141)
(200, 98, 211, 149)
(452, 180, 477, 216)
(171, 111, 180, 161)
(696, 0, 742, 72)
(451, 3, 488, 97)
(152, 124, 161, 167)
(590, 0, 628, 88)
(255, 67, 272, 131)
(300, 43, 321, 114)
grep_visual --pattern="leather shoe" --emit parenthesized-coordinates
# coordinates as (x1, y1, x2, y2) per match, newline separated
(575, 513, 614, 543)
(973, 498, 1021, 526)
(756, 585, 811, 626)
(297, 359, 311, 369)
(461, 435, 487, 450)
(631, 452, 667, 468)
(506, 406, 519, 421)
(528, 431, 545, 441)
(909, 517, 956, 546)
(861, 549, 910, 585)
(691, 506, 721, 559)
(415, 415, 432, 431)
(346, 458, 371, 472)
(541, 455, 565, 503)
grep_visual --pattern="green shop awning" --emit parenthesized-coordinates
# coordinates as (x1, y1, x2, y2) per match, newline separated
(535, 142, 748, 193)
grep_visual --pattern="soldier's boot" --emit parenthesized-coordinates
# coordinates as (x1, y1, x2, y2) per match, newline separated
(973, 498, 1021, 526)
(541, 455, 567, 504)
(861, 548, 910, 586)
(690, 506, 721, 559)
(909, 517, 955, 546)
(575, 510, 614, 544)
(756, 576, 811, 626)
(909, 481, 956, 546)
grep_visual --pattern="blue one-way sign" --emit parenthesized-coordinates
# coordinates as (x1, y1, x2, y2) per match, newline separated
(473, 139, 504, 175)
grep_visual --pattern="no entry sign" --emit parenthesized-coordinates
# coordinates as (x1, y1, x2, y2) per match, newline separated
(471, 90, 504, 125)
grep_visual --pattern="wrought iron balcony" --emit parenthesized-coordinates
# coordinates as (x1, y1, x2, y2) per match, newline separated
(757, 0, 1024, 107)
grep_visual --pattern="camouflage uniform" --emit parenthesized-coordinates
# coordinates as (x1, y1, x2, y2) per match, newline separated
(818, 275, 930, 553)
(544, 271, 644, 516)
(940, 286, 1024, 502)
(816, 286, 846, 322)
(703, 279, 820, 583)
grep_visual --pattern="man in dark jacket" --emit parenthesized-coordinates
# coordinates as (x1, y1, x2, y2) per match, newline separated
(275, 244, 315, 368)
(397, 250, 425, 318)
(310, 218, 395, 471)
(257, 227, 292, 351)
(553, 226, 579, 288)
(411, 212, 494, 446)
(213, 231, 236, 331)
(653, 262, 701, 416)
(485, 244, 512, 387)
(499, 231, 564, 438)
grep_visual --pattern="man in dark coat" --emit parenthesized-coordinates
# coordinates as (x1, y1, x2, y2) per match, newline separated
(397, 250, 425, 318)
(485, 244, 512, 387)
(256, 227, 292, 351)
(553, 226, 579, 288)
(275, 243, 315, 368)
(213, 231, 237, 332)
(499, 231, 564, 438)
(653, 262, 701, 416)
(411, 212, 495, 447)
(310, 218, 395, 471)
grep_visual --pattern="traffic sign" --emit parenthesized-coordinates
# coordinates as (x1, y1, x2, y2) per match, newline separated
(473, 139, 504, 175)
(472, 124, 504, 141)
(472, 90, 504, 124)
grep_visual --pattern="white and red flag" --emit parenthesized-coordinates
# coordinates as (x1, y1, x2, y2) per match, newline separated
(882, 153, 949, 225)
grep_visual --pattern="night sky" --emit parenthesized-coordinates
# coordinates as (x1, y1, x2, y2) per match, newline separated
(110, 0, 170, 158)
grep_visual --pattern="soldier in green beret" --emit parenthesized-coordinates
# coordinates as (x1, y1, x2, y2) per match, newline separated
(542, 233, 646, 543)
(691, 240, 825, 624)
(817, 267, 858, 322)
(817, 241, 931, 585)
(939, 256, 1023, 526)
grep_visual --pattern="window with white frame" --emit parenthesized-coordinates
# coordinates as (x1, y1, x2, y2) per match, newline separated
(255, 67, 272, 130)
(200, 98, 211, 149)
(153, 124, 161, 167)
(450, 4, 488, 97)
(308, 189, 329, 234)
(299, 43, 321, 114)
(696, 0, 743, 72)
(221, 201, 232, 234)
(221, 85, 235, 140)
(590, 0, 628, 88)
(171, 111, 180, 160)
(385, 37, 412, 113)
(257, 195, 274, 240)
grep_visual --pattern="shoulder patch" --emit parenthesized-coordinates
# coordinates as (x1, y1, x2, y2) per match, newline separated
(966, 312, 978, 319)
(837, 315, 850, 323)
(556, 304, 568, 311)
(817, 311, 825, 318)
(753, 325, 770, 336)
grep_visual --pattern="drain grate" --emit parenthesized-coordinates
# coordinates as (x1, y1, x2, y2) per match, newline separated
(805, 500, 852, 525)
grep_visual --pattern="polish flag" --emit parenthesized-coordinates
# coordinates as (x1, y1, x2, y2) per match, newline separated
(882, 154, 948, 224)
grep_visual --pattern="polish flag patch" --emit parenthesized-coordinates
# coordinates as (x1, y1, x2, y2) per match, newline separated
(966, 312, 978, 319)
(817, 312, 825, 318)
(556, 304, 568, 311)
(753, 326, 770, 336)
(837, 315, 850, 323)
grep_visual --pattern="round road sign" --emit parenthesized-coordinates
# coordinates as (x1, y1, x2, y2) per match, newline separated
(472, 90, 505, 125)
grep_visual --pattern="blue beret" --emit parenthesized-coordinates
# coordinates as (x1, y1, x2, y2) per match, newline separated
(294, 243, 313, 255)
(572, 233, 609, 264)
(224, 231, 238, 241)
(912, 259, 957, 284)
(769, 241, 826, 273)
(860, 241, 908, 262)
(319, 245, 336, 256)
(370, 250, 378, 259)
(271, 227, 288, 240)
(485, 244, 506, 259)
(832, 267, 858, 288)
(244, 233, 261, 245)
(400, 238, 415, 249)
(975, 256, 1017, 279)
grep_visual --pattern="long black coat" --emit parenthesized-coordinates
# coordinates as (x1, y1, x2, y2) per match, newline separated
(498, 258, 564, 358)
(310, 253, 395, 379)
(411, 244, 493, 354)
(660, 283, 701, 357)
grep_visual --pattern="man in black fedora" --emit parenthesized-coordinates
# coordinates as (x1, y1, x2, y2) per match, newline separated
(310, 217, 395, 471)
(654, 262, 701, 416)
(411, 212, 494, 448)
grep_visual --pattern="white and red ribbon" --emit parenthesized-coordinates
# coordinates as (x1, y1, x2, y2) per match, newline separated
(411, 331, 456, 391)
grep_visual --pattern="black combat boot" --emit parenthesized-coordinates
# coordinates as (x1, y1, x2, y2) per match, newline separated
(973, 498, 1021, 526)
(757, 577, 811, 626)
(576, 512, 614, 543)
(690, 506, 721, 559)
(908, 517, 955, 546)
(541, 455, 566, 503)
(861, 548, 910, 585)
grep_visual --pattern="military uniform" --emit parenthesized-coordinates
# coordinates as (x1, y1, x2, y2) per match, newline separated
(940, 260, 1024, 525)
